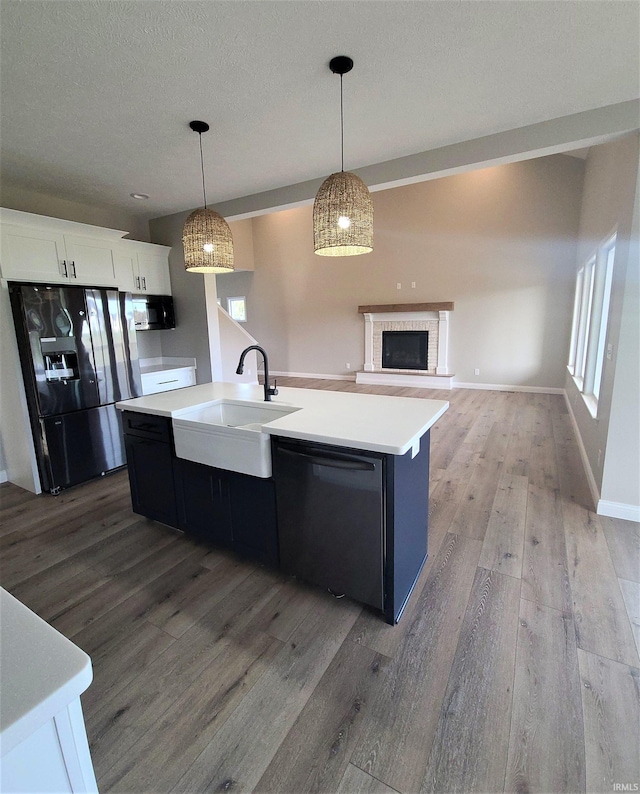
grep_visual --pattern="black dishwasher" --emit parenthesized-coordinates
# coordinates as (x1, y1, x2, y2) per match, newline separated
(272, 438, 385, 610)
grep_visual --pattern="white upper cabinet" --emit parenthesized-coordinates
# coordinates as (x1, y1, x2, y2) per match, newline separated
(1, 224, 69, 283)
(113, 249, 138, 292)
(113, 243, 172, 295)
(63, 235, 118, 286)
(136, 251, 172, 294)
(0, 209, 171, 293)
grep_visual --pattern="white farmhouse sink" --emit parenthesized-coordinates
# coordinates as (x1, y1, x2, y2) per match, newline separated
(172, 400, 300, 478)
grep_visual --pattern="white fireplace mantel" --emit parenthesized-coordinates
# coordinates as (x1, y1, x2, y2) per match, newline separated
(356, 303, 454, 390)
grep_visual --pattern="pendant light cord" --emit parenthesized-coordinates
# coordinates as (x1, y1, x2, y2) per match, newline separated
(340, 73, 344, 172)
(198, 132, 208, 209)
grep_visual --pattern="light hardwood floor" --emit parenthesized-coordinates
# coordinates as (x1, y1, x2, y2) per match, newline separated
(1, 380, 638, 794)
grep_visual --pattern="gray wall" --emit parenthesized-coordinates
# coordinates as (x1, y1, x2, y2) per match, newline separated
(1, 182, 150, 241)
(148, 210, 214, 384)
(228, 155, 585, 388)
(216, 271, 254, 317)
(136, 331, 164, 360)
(564, 133, 640, 503)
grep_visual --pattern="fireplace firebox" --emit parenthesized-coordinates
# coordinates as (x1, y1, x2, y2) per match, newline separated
(382, 331, 428, 370)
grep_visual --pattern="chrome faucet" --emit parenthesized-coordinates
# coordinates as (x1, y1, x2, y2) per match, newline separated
(236, 345, 278, 402)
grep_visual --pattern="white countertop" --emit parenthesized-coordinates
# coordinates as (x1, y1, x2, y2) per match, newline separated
(139, 356, 196, 376)
(0, 588, 93, 755)
(140, 363, 195, 375)
(116, 382, 448, 456)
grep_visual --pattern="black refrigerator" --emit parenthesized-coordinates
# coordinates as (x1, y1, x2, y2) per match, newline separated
(9, 282, 142, 493)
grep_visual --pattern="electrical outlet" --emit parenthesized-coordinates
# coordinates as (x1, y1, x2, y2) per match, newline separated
(345, 362, 351, 370)
(474, 368, 480, 376)
(396, 282, 402, 290)
(411, 281, 416, 289)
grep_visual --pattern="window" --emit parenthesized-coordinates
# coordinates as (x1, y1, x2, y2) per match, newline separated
(227, 296, 247, 323)
(592, 239, 615, 400)
(567, 267, 584, 375)
(575, 258, 595, 382)
(568, 232, 616, 417)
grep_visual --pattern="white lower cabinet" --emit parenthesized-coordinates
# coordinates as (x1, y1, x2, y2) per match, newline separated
(1, 700, 97, 794)
(1, 588, 98, 794)
(141, 366, 196, 395)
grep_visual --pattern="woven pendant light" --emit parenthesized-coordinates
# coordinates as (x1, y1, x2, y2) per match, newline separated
(183, 120, 234, 273)
(313, 56, 373, 257)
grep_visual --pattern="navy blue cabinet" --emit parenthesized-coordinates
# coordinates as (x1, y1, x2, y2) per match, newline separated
(384, 433, 430, 622)
(172, 458, 278, 566)
(227, 472, 278, 566)
(173, 458, 233, 546)
(123, 412, 178, 527)
(123, 410, 278, 567)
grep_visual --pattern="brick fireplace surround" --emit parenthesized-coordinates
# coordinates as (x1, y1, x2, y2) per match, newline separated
(356, 302, 455, 390)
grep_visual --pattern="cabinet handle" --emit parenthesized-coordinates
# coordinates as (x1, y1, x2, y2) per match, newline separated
(70, 261, 77, 278)
(142, 276, 147, 290)
(136, 276, 141, 290)
(61, 260, 68, 278)
(158, 379, 179, 385)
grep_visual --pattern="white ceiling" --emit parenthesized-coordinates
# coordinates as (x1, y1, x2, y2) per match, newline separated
(1, 0, 638, 220)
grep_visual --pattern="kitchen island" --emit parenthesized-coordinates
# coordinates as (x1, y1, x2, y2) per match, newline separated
(116, 383, 448, 624)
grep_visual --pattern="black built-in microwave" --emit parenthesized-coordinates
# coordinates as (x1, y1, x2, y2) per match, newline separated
(132, 294, 175, 330)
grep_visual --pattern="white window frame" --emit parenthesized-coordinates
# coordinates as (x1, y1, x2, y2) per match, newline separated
(574, 257, 595, 385)
(567, 230, 617, 418)
(567, 267, 584, 375)
(591, 236, 616, 402)
(227, 296, 247, 323)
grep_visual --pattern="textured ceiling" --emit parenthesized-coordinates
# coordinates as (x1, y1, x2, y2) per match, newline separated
(1, 0, 638, 219)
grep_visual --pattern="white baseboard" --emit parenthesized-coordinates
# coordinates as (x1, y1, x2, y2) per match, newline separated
(563, 390, 601, 512)
(0, 470, 7, 484)
(270, 370, 356, 382)
(271, 372, 564, 393)
(597, 499, 640, 522)
(454, 382, 565, 394)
